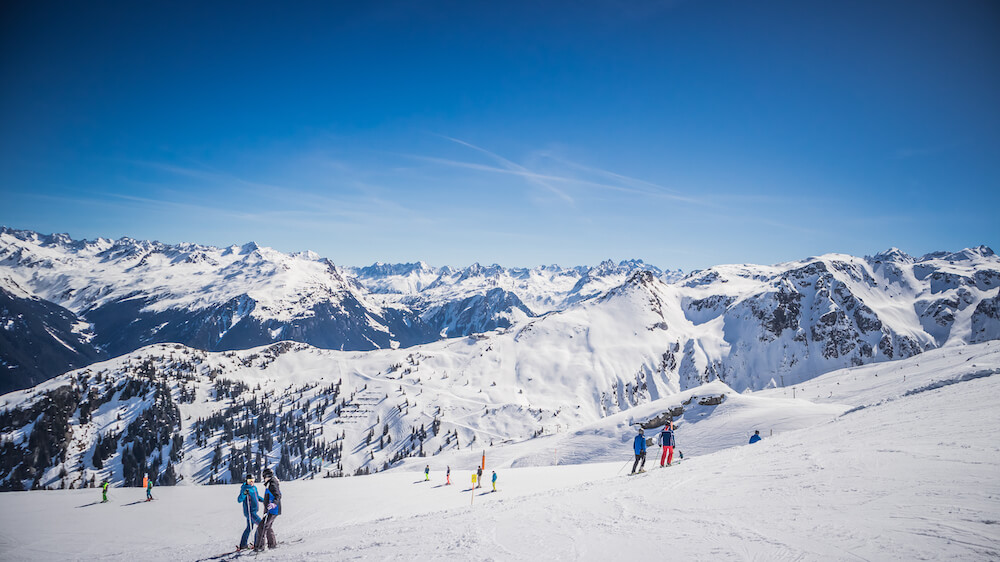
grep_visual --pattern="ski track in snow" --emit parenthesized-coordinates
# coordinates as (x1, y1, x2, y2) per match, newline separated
(2, 346, 999, 561)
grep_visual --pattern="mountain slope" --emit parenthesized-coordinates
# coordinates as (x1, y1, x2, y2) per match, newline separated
(0, 283, 105, 392)
(0, 341, 996, 561)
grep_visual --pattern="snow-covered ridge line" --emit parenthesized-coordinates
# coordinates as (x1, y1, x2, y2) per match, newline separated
(1, 226, 998, 403)
(0, 228, 676, 392)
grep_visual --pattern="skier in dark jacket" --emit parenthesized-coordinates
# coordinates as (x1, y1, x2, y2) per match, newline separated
(476, 466, 483, 488)
(254, 468, 282, 552)
(101, 480, 109, 503)
(749, 430, 762, 444)
(659, 423, 676, 467)
(631, 428, 647, 474)
(238, 474, 264, 550)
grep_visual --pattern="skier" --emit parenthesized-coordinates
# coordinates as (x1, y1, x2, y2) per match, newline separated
(425, 465, 430, 481)
(145, 477, 154, 501)
(254, 468, 282, 552)
(659, 423, 676, 467)
(238, 473, 264, 551)
(631, 427, 647, 474)
(491, 470, 497, 492)
(749, 430, 762, 444)
(101, 480, 109, 503)
(446, 466, 451, 485)
(476, 466, 483, 488)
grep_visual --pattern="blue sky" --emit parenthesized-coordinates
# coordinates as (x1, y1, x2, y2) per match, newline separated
(1, 1, 997, 270)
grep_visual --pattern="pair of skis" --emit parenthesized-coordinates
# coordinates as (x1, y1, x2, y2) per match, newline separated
(203, 539, 305, 561)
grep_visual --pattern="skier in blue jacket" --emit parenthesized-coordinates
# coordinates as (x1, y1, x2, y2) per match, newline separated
(631, 428, 647, 474)
(659, 423, 676, 467)
(254, 468, 282, 552)
(749, 430, 762, 444)
(237, 474, 264, 550)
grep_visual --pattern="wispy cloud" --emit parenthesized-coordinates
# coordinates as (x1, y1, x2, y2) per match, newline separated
(435, 136, 574, 203)
(412, 136, 703, 204)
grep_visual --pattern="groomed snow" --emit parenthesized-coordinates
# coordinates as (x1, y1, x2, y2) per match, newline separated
(1, 343, 997, 560)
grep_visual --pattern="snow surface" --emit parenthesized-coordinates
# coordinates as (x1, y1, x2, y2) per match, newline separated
(1, 342, 997, 560)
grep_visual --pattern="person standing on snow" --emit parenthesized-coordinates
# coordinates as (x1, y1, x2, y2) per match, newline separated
(101, 480, 109, 503)
(631, 427, 647, 474)
(238, 473, 264, 550)
(446, 466, 451, 485)
(425, 465, 430, 481)
(659, 423, 676, 467)
(254, 468, 282, 552)
(476, 466, 483, 488)
(749, 430, 762, 444)
(146, 477, 154, 501)
(491, 470, 497, 492)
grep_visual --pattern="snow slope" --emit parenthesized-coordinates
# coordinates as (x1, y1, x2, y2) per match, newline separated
(0, 342, 997, 560)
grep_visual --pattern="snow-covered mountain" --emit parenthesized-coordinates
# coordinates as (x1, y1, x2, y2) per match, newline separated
(2, 227, 998, 400)
(349, 258, 681, 315)
(348, 259, 681, 339)
(0, 229, 675, 392)
(0, 228, 447, 393)
(0, 279, 105, 391)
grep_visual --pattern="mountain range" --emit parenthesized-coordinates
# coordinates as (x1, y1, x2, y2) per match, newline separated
(0, 226, 997, 491)
(0, 227, 674, 393)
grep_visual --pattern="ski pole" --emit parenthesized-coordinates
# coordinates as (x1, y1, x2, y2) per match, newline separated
(616, 458, 631, 475)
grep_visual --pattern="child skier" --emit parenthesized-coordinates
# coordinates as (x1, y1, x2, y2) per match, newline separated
(631, 427, 647, 474)
(238, 473, 264, 551)
(491, 470, 497, 492)
(254, 468, 282, 552)
(659, 423, 676, 467)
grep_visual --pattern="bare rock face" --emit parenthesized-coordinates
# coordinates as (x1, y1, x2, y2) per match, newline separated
(970, 296, 1000, 343)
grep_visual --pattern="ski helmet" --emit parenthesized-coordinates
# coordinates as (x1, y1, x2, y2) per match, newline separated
(262, 468, 273, 478)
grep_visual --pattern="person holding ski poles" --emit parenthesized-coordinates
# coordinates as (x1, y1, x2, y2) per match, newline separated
(631, 427, 647, 474)
(238, 473, 264, 550)
(254, 468, 282, 552)
(659, 422, 676, 467)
